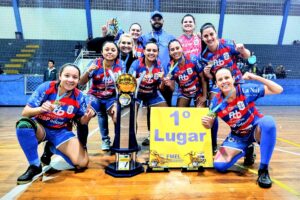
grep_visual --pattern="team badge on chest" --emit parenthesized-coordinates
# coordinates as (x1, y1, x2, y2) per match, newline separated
(237, 101, 245, 110)
(223, 52, 230, 60)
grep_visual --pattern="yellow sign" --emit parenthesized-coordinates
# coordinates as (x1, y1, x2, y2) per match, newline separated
(150, 107, 213, 168)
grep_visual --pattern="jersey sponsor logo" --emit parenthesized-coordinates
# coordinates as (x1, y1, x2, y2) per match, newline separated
(229, 110, 242, 119)
(242, 87, 260, 94)
(178, 74, 189, 81)
(213, 59, 225, 67)
(53, 106, 65, 116)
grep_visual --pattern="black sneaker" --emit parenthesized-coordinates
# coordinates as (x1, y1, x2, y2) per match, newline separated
(142, 138, 150, 146)
(17, 165, 42, 185)
(257, 169, 272, 188)
(40, 141, 53, 166)
(244, 144, 256, 166)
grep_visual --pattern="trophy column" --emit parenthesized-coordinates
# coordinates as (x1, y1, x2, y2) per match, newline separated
(105, 74, 144, 177)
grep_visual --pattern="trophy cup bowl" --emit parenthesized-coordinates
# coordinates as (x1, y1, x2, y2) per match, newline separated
(117, 73, 137, 93)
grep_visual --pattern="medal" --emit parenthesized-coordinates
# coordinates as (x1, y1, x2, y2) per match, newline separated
(166, 73, 172, 79)
(147, 65, 154, 79)
(167, 61, 178, 79)
(54, 100, 60, 106)
(55, 88, 69, 107)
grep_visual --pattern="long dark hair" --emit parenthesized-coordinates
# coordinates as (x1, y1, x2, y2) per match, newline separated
(129, 22, 142, 31)
(145, 38, 159, 51)
(167, 39, 183, 61)
(57, 63, 81, 89)
(181, 14, 196, 24)
(102, 41, 120, 59)
(200, 22, 217, 55)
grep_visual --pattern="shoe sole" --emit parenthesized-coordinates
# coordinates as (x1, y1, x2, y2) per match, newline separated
(17, 171, 43, 185)
(258, 182, 272, 188)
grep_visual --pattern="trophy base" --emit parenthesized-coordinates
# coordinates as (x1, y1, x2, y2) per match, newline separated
(105, 162, 144, 177)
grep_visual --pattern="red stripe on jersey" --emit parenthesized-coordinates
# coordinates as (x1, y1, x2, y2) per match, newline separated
(45, 81, 58, 95)
(60, 98, 80, 108)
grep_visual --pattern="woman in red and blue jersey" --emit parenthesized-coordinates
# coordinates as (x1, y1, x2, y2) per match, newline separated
(164, 39, 207, 107)
(79, 41, 123, 151)
(201, 68, 283, 188)
(129, 23, 144, 58)
(163, 39, 207, 107)
(129, 40, 168, 145)
(200, 22, 251, 153)
(200, 22, 251, 95)
(16, 63, 95, 185)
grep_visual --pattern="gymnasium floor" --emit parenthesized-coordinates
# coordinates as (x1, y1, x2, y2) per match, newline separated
(0, 106, 300, 199)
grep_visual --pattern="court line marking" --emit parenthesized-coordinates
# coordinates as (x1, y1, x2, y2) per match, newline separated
(235, 164, 300, 197)
(277, 137, 300, 148)
(2, 110, 299, 199)
(1, 110, 130, 200)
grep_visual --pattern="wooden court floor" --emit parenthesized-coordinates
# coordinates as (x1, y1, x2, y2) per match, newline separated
(0, 106, 300, 200)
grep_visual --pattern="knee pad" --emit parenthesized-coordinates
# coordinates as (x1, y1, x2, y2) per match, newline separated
(16, 117, 37, 131)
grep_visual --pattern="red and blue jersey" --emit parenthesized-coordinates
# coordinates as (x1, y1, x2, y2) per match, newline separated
(134, 40, 144, 58)
(210, 83, 265, 135)
(202, 39, 243, 83)
(27, 81, 86, 129)
(129, 57, 163, 97)
(88, 58, 123, 99)
(178, 34, 202, 58)
(169, 56, 204, 98)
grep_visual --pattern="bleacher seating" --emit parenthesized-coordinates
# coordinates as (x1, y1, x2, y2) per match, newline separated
(0, 39, 83, 75)
(246, 44, 300, 79)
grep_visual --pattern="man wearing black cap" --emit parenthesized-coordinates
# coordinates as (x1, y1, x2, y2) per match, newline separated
(141, 10, 175, 107)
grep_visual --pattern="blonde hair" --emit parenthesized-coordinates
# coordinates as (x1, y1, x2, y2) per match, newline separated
(118, 33, 134, 47)
(117, 33, 136, 56)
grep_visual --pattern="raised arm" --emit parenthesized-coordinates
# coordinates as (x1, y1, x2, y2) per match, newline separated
(79, 63, 97, 85)
(242, 72, 283, 95)
(235, 43, 251, 59)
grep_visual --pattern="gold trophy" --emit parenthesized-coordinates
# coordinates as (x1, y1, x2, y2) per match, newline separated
(105, 74, 144, 177)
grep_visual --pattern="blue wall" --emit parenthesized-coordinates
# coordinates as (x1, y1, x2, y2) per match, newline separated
(256, 79, 300, 106)
(0, 75, 299, 106)
(0, 75, 31, 106)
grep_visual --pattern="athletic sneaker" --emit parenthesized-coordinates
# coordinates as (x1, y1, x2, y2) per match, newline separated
(142, 135, 150, 146)
(244, 144, 256, 166)
(101, 139, 111, 151)
(40, 141, 53, 166)
(17, 165, 42, 185)
(257, 169, 272, 188)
